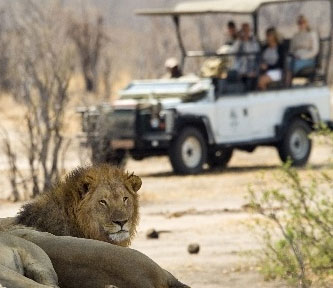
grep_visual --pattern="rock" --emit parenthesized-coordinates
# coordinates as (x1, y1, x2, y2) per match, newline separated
(146, 228, 159, 239)
(187, 243, 200, 254)
(242, 202, 261, 211)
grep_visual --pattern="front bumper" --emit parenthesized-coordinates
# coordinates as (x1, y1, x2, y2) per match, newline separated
(111, 139, 135, 150)
(111, 132, 173, 151)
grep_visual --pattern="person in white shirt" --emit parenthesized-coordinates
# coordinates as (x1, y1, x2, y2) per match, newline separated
(290, 15, 319, 74)
(230, 23, 260, 90)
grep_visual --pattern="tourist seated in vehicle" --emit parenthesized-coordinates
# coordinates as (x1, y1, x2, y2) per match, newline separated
(257, 27, 284, 90)
(229, 23, 260, 90)
(225, 21, 239, 46)
(216, 21, 239, 53)
(289, 15, 319, 77)
(208, 21, 239, 78)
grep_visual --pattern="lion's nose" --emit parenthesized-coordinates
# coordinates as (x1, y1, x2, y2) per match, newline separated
(113, 220, 128, 228)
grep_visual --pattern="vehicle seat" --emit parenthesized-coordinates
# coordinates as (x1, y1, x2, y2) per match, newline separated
(214, 70, 245, 96)
(293, 61, 317, 82)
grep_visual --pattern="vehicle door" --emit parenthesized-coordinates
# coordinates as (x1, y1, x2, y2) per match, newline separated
(214, 94, 253, 144)
(248, 90, 281, 139)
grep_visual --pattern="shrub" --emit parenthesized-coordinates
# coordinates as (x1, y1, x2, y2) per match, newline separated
(249, 165, 333, 287)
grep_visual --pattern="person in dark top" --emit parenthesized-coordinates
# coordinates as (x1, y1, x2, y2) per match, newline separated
(258, 27, 284, 90)
(216, 21, 239, 54)
(163, 58, 182, 79)
(226, 21, 238, 45)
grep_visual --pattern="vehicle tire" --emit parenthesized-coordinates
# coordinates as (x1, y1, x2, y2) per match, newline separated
(208, 148, 233, 169)
(169, 127, 207, 174)
(278, 119, 312, 167)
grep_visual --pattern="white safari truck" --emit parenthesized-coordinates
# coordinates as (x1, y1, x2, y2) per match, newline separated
(79, 0, 333, 174)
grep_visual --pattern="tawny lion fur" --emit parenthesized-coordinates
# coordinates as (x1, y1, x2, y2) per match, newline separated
(0, 165, 189, 288)
(0, 229, 59, 288)
(15, 164, 142, 247)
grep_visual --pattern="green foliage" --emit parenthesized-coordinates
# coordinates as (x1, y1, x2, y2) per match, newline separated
(249, 164, 333, 287)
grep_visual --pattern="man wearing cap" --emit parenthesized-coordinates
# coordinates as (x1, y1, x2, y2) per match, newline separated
(163, 57, 183, 78)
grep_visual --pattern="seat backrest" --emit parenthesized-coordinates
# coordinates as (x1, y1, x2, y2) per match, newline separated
(315, 39, 324, 69)
(281, 39, 290, 54)
(281, 39, 290, 84)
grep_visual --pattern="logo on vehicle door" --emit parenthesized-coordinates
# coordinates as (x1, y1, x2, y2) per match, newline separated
(230, 109, 239, 128)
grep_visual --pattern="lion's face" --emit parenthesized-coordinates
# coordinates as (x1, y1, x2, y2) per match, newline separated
(89, 183, 135, 244)
(75, 167, 141, 246)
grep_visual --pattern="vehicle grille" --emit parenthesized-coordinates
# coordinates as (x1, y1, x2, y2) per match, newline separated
(82, 113, 99, 133)
(108, 109, 136, 139)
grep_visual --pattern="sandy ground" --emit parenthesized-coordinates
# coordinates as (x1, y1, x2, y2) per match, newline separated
(0, 141, 332, 288)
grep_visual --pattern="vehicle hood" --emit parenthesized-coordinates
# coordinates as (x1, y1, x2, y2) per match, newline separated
(118, 76, 212, 103)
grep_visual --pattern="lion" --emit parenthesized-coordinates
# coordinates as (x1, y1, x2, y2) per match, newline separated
(8, 228, 189, 288)
(0, 230, 59, 288)
(16, 164, 142, 247)
(1, 164, 189, 288)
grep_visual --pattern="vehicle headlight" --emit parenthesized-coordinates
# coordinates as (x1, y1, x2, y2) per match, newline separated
(149, 103, 163, 129)
(150, 117, 160, 128)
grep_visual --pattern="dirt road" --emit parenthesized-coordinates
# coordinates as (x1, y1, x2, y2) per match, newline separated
(0, 142, 331, 287)
(128, 143, 331, 288)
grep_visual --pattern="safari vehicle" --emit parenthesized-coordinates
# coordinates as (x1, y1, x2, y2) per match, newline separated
(78, 0, 333, 174)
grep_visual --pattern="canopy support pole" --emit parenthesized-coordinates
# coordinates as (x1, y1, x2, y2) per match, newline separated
(326, 2, 333, 84)
(172, 15, 186, 72)
(253, 11, 258, 37)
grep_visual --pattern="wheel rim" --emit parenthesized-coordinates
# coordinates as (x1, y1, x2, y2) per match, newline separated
(289, 128, 309, 160)
(181, 136, 202, 168)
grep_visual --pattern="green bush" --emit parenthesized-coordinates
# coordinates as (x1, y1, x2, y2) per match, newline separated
(249, 165, 333, 287)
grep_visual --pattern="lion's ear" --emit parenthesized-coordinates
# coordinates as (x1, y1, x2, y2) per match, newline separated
(127, 174, 142, 193)
(79, 175, 94, 199)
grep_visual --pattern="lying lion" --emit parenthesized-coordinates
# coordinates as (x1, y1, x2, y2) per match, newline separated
(0, 231, 59, 288)
(0, 164, 189, 288)
(16, 164, 142, 247)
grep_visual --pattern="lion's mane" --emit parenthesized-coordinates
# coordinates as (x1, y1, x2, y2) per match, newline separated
(15, 164, 141, 247)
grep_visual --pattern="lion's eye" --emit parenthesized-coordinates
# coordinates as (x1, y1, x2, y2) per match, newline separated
(123, 197, 128, 203)
(99, 200, 107, 206)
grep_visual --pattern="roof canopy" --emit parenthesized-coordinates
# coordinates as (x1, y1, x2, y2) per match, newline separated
(136, 0, 328, 16)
